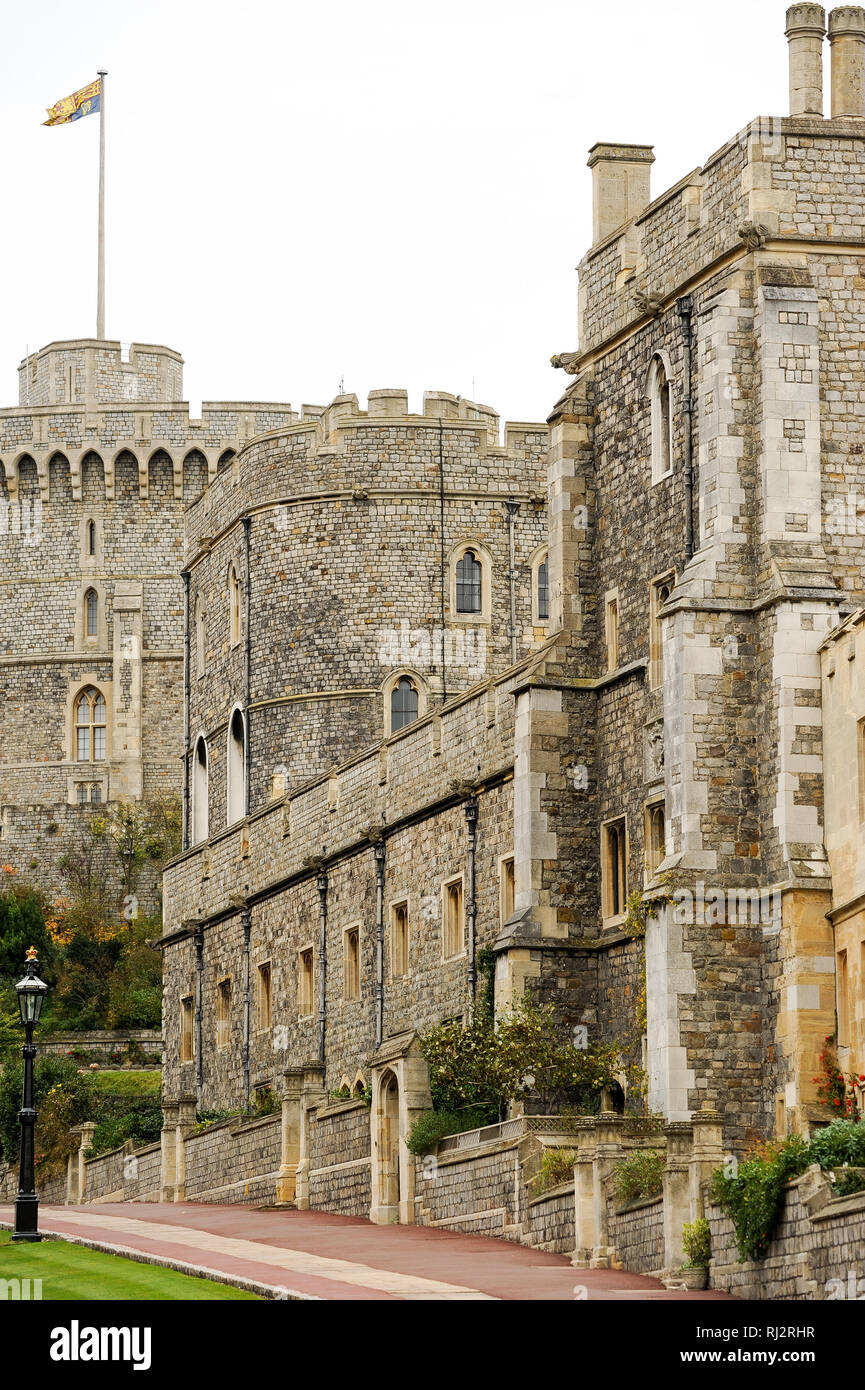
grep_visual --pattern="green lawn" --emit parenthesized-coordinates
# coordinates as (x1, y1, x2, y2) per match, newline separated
(89, 1069, 161, 1096)
(0, 1229, 260, 1300)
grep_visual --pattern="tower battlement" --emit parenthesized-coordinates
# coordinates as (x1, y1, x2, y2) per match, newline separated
(19, 339, 185, 407)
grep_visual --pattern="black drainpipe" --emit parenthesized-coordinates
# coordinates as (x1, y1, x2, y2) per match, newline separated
(193, 927, 204, 1104)
(677, 295, 695, 561)
(242, 517, 252, 816)
(438, 419, 448, 702)
(465, 798, 479, 1015)
(182, 571, 190, 850)
(373, 837, 386, 1047)
(241, 904, 252, 1109)
(316, 870, 329, 1071)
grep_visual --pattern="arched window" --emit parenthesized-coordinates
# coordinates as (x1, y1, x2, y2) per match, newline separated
(194, 597, 206, 675)
(227, 708, 246, 825)
(649, 355, 673, 483)
(390, 677, 418, 733)
(192, 737, 209, 845)
(537, 556, 549, 622)
(87, 520, 96, 557)
(84, 588, 98, 638)
(75, 687, 106, 762)
(229, 564, 241, 645)
(455, 549, 482, 614)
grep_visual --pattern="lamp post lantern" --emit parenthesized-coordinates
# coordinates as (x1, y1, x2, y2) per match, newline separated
(12, 946, 48, 1242)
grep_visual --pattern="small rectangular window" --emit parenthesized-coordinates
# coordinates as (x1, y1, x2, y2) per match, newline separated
(298, 948, 314, 1018)
(256, 962, 272, 1031)
(344, 927, 360, 1000)
(605, 592, 619, 671)
(180, 996, 194, 1062)
(216, 978, 231, 1051)
(650, 572, 675, 690)
(602, 818, 627, 921)
(391, 901, 409, 978)
(501, 856, 515, 926)
(443, 879, 464, 959)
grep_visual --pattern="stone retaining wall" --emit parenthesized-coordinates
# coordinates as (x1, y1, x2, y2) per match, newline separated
(414, 1140, 523, 1239)
(181, 1114, 282, 1205)
(708, 1167, 865, 1300)
(308, 1099, 372, 1215)
(608, 1196, 664, 1275)
(526, 1182, 576, 1253)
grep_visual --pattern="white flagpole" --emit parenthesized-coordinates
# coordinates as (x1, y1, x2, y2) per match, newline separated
(96, 69, 107, 339)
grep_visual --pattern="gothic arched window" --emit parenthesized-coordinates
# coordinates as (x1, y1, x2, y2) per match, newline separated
(75, 687, 106, 762)
(537, 556, 549, 622)
(455, 549, 482, 614)
(85, 588, 99, 638)
(390, 677, 419, 733)
(649, 355, 673, 483)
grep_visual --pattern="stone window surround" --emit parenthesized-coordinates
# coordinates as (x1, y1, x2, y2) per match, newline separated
(180, 994, 194, 1062)
(389, 897, 410, 979)
(343, 923, 361, 1001)
(228, 560, 242, 648)
(79, 512, 103, 568)
(65, 677, 112, 771)
(75, 578, 108, 650)
(649, 569, 676, 691)
(226, 704, 247, 827)
(441, 874, 466, 961)
(191, 733, 209, 846)
(255, 960, 272, 1033)
(498, 852, 515, 928)
(448, 539, 492, 626)
(194, 595, 207, 678)
(297, 944, 315, 1019)
(529, 545, 550, 628)
(601, 814, 628, 927)
(644, 795, 667, 883)
(382, 669, 427, 738)
(604, 588, 620, 671)
(216, 975, 232, 1052)
(646, 350, 675, 485)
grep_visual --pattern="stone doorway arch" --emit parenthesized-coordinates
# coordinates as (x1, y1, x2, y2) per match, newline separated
(377, 1070, 400, 1222)
(369, 1031, 431, 1225)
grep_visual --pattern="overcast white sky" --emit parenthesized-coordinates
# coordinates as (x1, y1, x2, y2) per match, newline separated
(1, 0, 790, 422)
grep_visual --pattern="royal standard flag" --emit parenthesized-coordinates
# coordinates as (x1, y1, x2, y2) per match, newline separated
(43, 78, 101, 127)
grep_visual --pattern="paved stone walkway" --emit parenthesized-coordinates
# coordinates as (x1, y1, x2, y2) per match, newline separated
(0, 1203, 737, 1301)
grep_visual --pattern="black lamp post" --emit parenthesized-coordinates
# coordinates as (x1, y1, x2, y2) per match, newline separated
(12, 946, 48, 1242)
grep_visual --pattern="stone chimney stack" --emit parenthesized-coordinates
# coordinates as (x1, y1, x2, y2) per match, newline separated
(828, 6, 865, 115)
(587, 143, 654, 245)
(785, 5, 826, 115)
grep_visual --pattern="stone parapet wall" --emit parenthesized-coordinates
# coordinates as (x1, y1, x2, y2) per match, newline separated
(181, 1115, 282, 1204)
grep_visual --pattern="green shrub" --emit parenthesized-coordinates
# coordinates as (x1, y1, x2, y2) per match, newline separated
(534, 1147, 577, 1195)
(613, 1149, 665, 1206)
(808, 1118, 865, 1170)
(0, 1055, 94, 1176)
(681, 1218, 711, 1269)
(833, 1168, 865, 1197)
(710, 1134, 811, 1263)
(406, 1106, 497, 1156)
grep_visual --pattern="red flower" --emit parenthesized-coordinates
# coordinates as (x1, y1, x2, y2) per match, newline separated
(833, 1098, 841, 1106)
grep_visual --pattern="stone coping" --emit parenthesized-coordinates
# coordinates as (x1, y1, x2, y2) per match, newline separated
(528, 1179, 575, 1209)
(614, 1193, 664, 1216)
(313, 1097, 370, 1121)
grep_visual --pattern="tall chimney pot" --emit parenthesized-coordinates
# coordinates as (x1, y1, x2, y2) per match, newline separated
(587, 143, 655, 246)
(785, 5, 826, 115)
(828, 6, 865, 116)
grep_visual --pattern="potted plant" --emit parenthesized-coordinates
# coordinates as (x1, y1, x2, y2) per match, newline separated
(678, 1218, 711, 1290)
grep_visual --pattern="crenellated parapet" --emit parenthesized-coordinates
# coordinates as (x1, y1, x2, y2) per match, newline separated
(183, 387, 548, 564)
